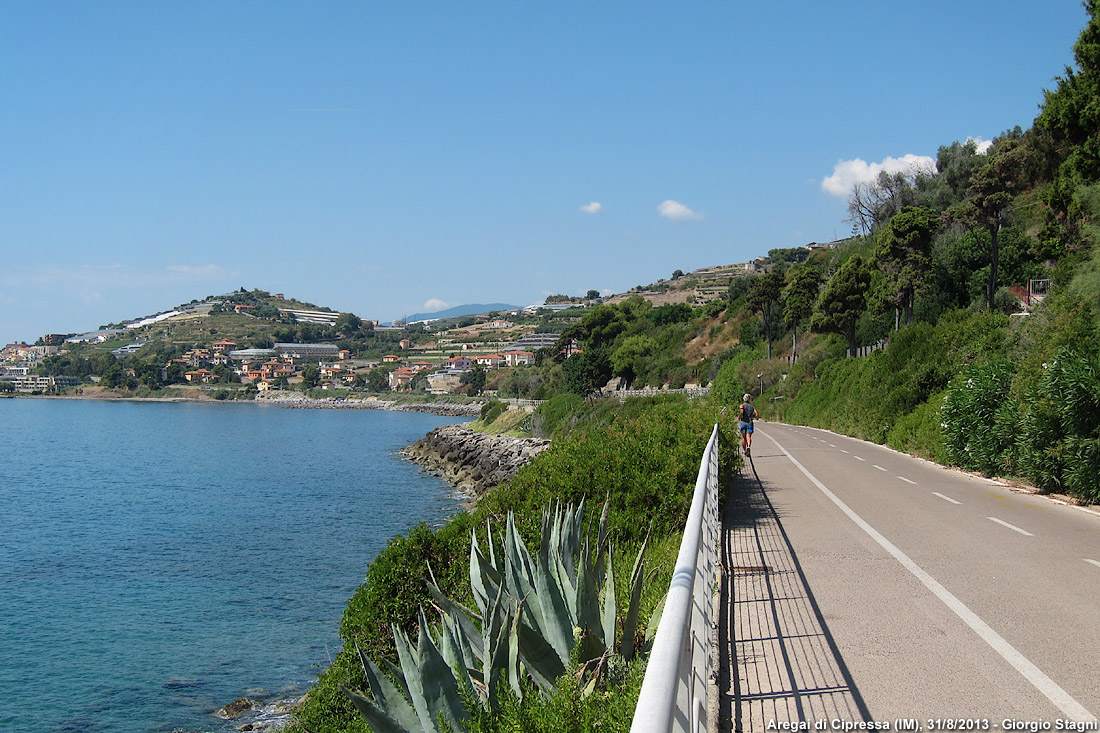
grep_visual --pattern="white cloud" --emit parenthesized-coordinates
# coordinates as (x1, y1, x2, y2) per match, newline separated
(5, 263, 232, 289)
(657, 200, 703, 221)
(967, 136, 994, 154)
(422, 298, 449, 312)
(580, 202, 602, 214)
(821, 154, 936, 197)
(166, 264, 228, 279)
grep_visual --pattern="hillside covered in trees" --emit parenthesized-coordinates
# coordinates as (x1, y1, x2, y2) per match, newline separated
(485, 3, 1100, 508)
(702, 1, 1100, 506)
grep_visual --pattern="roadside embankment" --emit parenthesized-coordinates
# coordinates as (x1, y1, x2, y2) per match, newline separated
(403, 423, 550, 498)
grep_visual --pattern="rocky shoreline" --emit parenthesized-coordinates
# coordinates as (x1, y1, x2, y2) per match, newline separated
(256, 392, 483, 416)
(20, 390, 484, 416)
(402, 423, 550, 499)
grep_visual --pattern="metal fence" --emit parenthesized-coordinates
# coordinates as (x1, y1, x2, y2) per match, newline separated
(604, 387, 711, 400)
(631, 423, 721, 733)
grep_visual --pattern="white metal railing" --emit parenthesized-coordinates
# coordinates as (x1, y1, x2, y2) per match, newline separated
(600, 386, 712, 400)
(631, 423, 720, 733)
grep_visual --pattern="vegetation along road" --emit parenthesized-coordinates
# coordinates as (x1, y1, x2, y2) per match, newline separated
(722, 421, 1099, 729)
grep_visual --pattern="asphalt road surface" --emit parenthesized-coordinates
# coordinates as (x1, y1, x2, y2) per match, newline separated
(719, 421, 1100, 732)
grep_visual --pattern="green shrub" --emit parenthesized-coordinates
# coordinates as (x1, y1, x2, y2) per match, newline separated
(1017, 348, 1100, 501)
(885, 392, 948, 462)
(480, 399, 506, 423)
(531, 393, 585, 438)
(941, 361, 1017, 474)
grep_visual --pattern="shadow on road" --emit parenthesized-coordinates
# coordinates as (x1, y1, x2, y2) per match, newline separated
(718, 455, 870, 731)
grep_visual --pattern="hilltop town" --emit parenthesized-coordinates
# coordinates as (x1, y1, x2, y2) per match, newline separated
(2, 246, 836, 399)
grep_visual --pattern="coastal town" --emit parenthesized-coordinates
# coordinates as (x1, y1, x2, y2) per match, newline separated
(0, 252, 807, 398)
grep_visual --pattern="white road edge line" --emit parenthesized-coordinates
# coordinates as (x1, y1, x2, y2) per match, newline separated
(898, 476, 917, 485)
(759, 427, 1094, 722)
(933, 492, 962, 505)
(1084, 559, 1100, 569)
(987, 517, 1035, 537)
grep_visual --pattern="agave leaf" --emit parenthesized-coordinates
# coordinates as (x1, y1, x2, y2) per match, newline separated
(559, 502, 579, 582)
(415, 609, 470, 731)
(515, 615, 567, 692)
(507, 599, 524, 700)
(600, 544, 616, 650)
(486, 519, 498, 569)
(437, 610, 475, 685)
(446, 613, 483, 686)
(619, 528, 651, 660)
(574, 543, 601, 637)
(481, 582, 511, 683)
(469, 529, 489, 613)
(391, 619, 467, 732)
(594, 497, 610, 583)
(351, 641, 421, 731)
(504, 513, 538, 597)
(549, 503, 564, 573)
(545, 508, 579, 622)
(598, 495, 610, 543)
(483, 583, 515, 713)
(344, 688, 415, 733)
(391, 627, 431, 729)
(382, 654, 412, 703)
(534, 515, 577, 664)
(641, 594, 667, 654)
(503, 514, 541, 637)
(470, 533, 503, 617)
(567, 500, 586, 567)
(427, 579, 484, 661)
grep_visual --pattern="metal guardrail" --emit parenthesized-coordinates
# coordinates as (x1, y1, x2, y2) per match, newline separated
(631, 423, 720, 733)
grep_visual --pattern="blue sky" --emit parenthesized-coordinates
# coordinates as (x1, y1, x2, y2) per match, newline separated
(0, 1, 1088, 344)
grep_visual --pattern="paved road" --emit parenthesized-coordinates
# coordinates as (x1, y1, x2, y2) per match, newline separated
(719, 421, 1100, 732)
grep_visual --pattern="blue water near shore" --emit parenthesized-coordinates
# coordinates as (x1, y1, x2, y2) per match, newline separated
(0, 398, 469, 733)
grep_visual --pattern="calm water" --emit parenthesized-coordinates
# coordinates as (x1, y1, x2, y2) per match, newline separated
(0, 398, 468, 733)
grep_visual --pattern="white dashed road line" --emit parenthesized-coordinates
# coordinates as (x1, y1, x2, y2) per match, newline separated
(853, 455, 866, 462)
(873, 464, 887, 472)
(898, 476, 917, 485)
(1084, 559, 1100, 569)
(987, 517, 1035, 536)
(840, 449, 850, 454)
(761, 428, 1094, 721)
(933, 492, 962, 505)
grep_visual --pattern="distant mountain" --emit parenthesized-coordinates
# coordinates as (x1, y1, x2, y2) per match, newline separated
(395, 303, 522, 325)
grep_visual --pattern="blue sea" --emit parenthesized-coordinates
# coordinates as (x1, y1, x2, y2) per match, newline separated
(0, 398, 469, 733)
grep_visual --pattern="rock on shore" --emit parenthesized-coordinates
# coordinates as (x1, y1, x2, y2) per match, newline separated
(403, 424, 550, 498)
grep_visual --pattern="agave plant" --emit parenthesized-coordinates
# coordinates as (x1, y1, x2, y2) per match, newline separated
(344, 499, 661, 732)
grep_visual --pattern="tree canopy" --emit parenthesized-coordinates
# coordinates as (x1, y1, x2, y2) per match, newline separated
(812, 255, 871, 357)
(876, 206, 939, 326)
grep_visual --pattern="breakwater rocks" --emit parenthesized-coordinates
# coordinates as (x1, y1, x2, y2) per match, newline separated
(404, 424, 550, 498)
